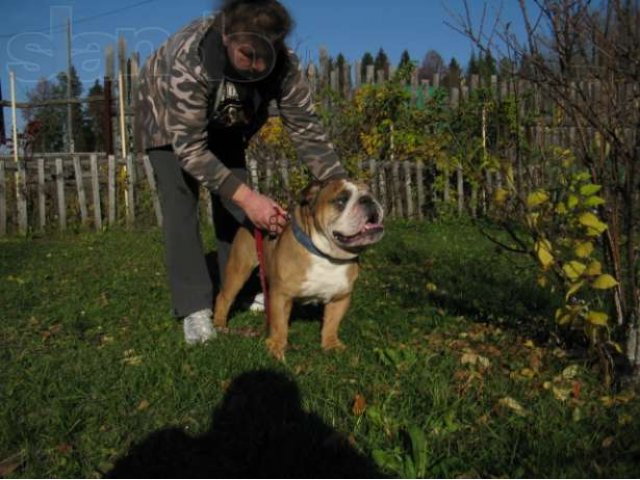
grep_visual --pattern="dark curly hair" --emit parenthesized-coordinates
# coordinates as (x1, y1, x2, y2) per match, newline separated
(218, 0, 294, 48)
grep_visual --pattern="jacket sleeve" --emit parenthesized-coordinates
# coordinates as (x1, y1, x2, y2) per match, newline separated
(277, 53, 348, 181)
(166, 56, 243, 198)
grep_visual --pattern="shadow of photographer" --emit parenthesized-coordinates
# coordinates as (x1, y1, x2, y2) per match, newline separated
(106, 369, 384, 478)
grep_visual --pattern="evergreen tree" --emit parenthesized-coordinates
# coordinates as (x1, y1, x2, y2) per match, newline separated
(398, 49, 412, 69)
(85, 80, 105, 151)
(374, 48, 390, 78)
(479, 51, 497, 82)
(360, 52, 374, 81)
(443, 57, 462, 88)
(57, 66, 87, 151)
(467, 52, 480, 76)
(23, 78, 65, 152)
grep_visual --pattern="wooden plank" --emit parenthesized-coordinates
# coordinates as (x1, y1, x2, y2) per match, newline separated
(141, 154, 162, 227)
(378, 163, 388, 217)
(330, 69, 339, 92)
(90, 154, 103, 231)
(416, 160, 424, 220)
(369, 159, 378, 198)
(391, 161, 403, 218)
(126, 154, 136, 225)
(0, 160, 6, 236)
(365, 64, 374, 84)
(16, 157, 27, 234)
(56, 157, 66, 231)
(73, 155, 89, 226)
(108, 155, 116, 226)
(37, 158, 46, 230)
(403, 161, 413, 218)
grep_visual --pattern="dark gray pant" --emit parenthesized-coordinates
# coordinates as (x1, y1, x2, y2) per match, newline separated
(148, 140, 251, 318)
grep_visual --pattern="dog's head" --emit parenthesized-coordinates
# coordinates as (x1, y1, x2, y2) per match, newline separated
(299, 178, 385, 259)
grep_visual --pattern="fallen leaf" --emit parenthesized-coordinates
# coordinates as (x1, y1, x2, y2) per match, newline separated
(352, 393, 367, 416)
(122, 349, 143, 366)
(0, 451, 25, 477)
(529, 351, 543, 372)
(137, 400, 150, 411)
(56, 443, 73, 455)
(520, 368, 536, 379)
(602, 436, 615, 448)
(461, 352, 491, 369)
(571, 381, 581, 399)
(498, 397, 529, 417)
(552, 385, 572, 402)
(562, 364, 580, 380)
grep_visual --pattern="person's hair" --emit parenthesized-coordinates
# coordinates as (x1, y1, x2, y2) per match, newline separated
(218, 0, 293, 48)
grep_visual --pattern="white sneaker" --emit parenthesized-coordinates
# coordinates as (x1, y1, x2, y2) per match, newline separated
(248, 292, 265, 313)
(183, 308, 216, 345)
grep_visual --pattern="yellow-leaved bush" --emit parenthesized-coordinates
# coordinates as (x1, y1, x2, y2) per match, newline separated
(493, 147, 618, 343)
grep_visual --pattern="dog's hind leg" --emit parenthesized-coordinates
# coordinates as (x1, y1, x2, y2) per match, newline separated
(213, 227, 258, 328)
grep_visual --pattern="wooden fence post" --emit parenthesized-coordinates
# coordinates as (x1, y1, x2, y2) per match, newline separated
(90, 154, 103, 231)
(37, 158, 46, 230)
(403, 161, 413, 218)
(369, 160, 378, 198)
(416, 160, 424, 220)
(365, 64, 374, 84)
(378, 163, 388, 216)
(55, 157, 66, 231)
(16, 157, 27, 234)
(125, 154, 136, 225)
(108, 155, 116, 226)
(73, 155, 89, 226)
(391, 161, 403, 218)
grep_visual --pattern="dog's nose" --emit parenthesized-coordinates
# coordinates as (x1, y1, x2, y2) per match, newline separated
(359, 196, 379, 218)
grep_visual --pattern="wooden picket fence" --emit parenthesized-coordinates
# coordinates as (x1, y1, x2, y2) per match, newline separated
(0, 153, 523, 236)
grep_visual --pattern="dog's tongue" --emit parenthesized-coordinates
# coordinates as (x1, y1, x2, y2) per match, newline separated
(362, 222, 383, 232)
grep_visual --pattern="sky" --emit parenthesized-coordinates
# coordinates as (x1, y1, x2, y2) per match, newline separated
(0, 0, 535, 132)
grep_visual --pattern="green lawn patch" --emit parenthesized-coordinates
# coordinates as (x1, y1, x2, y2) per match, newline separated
(1, 221, 639, 477)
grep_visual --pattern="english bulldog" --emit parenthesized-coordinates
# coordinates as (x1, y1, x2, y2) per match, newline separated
(213, 178, 385, 360)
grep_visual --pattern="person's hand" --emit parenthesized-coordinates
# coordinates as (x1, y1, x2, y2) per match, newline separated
(232, 184, 288, 234)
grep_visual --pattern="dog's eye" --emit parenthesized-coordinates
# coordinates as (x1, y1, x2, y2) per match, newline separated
(333, 192, 351, 210)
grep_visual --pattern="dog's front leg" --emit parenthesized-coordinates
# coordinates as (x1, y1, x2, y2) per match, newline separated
(265, 291, 293, 361)
(321, 294, 351, 352)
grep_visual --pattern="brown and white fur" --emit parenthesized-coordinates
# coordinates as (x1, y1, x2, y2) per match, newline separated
(213, 179, 385, 360)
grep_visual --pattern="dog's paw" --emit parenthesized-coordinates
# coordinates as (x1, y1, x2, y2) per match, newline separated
(322, 339, 347, 352)
(212, 317, 227, 329)
(265, 338, 287, 361)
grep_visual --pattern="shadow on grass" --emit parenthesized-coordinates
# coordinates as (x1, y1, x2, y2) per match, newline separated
(106, 370, 383, 479)
(375, 238, 560, 340)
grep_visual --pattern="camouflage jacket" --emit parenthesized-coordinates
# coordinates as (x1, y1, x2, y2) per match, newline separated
(136, 16, 346, 199)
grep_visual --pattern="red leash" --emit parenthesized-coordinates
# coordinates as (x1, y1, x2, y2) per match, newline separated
(254, 209, 289, 331)
(254, 228, 271, 330)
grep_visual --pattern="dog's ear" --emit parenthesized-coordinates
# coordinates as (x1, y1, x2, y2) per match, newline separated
(299, 181, 323, 209)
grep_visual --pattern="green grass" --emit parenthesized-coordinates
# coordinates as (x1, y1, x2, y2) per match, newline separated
(1, 220, 639, 478)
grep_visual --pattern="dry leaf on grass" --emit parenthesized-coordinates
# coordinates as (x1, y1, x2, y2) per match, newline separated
(352, 393, 367, 416)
